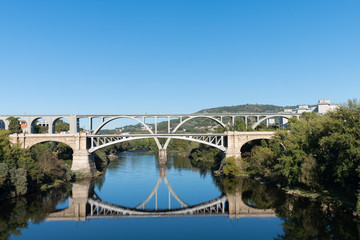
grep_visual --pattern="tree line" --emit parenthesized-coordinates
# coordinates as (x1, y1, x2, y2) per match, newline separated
(241, 99, 360, 213)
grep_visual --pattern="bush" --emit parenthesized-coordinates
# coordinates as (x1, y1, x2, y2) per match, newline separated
(222, 157, 242, 177)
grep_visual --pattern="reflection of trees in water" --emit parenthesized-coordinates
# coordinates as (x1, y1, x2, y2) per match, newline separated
(213, 177, 285, 209)
(169, 155, 211, 178)
(0, 184, 72, 240)
(275, 196, 360, 240)
(214, 176, 360, 239)
(241, 178, 286, 209)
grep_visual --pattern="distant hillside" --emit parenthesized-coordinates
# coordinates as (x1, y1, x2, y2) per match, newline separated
(197, 104, 297, 114)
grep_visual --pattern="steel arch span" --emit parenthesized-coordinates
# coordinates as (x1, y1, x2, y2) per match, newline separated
(88, 134, 227, 153)
(163, 115, 226, 150)
(92, 116, 162, 149)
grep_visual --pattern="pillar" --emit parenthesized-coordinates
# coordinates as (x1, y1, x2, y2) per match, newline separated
(158, 149, 167, 165)
(225, 131, 241, 159)
(71, 133, 96, 174)
(48, 118, 54, 134)
(89, 117, 93, 133)
(71, 150, 96, 174)
(167, 116, 170, 133)
(69, 115, 78, 134)
(155, 117, 158, 134)
(4, 119, 9, 130)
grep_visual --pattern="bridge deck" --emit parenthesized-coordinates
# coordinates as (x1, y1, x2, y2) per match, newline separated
(88, 133, 227, 137)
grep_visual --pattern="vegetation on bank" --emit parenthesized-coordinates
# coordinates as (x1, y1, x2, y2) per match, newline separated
(237, 99, 360, 213)
(0, 130, 73, 200)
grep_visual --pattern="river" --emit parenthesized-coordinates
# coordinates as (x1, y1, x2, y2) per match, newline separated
(1, 151, 359, 240)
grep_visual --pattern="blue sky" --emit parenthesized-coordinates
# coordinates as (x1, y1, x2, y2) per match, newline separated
(0, 0, 359, 115)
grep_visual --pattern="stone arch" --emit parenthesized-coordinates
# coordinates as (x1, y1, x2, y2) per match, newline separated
(25, 138, 76, 151)
(92, 116, 162, 149)
(225, 132, 275, 158)
(240, 138, 270, 158)
(239, 135, 273, 150)
(251, 115, 291, 129)
(28, 140, 75, 162)
(163, 116, 226, 150)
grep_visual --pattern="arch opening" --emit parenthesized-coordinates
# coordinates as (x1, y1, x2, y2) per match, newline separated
(52, 117, 70, 134)
(188, 143, 223, 171)
(0, 119, 5, 129)
(172, 116, 225, 134)
(241, 139, 270, 158)
(92, 116, 162, 150)
(163, 116, 226, 151)
(90, 137, 159, 154)
(29, 141, 74, 181)
(93, 116, 153, 135)
(31, 117, 49, 134)
(252, 116, 290, 130)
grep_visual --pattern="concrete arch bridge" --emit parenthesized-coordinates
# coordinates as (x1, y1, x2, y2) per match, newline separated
(0, 113, 300, 135)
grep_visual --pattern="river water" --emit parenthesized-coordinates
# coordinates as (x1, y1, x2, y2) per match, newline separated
(1, 151, 359, 240)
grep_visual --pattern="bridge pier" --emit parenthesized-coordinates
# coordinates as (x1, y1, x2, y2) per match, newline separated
(225, 131, 242, 159)
(158, 149, 167, 165)
(71, 150, 96, 175)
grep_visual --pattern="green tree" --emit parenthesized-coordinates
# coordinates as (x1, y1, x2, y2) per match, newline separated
(9, 168, 27, 195)
(54, 120, 69, 133)
(6, 117, 22, 134)
(222, 157, 242, 177)
(233, 119, 247, 131)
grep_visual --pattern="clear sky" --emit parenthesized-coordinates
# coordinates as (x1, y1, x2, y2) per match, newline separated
(0, 0, 359, 115)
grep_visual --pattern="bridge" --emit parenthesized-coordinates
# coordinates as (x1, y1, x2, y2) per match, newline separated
(46, 171, 275, 221)
(0, 113, 300, 134)
(0, 113, 299, 174)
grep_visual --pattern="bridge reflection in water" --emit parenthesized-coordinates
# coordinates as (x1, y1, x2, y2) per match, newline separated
(47, 167, 275, 221)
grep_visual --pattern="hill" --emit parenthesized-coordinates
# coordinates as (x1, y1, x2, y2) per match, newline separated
(197, 104, 297, 114)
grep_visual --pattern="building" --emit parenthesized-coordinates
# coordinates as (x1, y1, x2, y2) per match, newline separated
(313, 100, 339, 114)
(283, 100, 338, 115)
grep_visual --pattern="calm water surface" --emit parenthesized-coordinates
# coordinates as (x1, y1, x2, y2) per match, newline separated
(1, 151, 359, 240)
